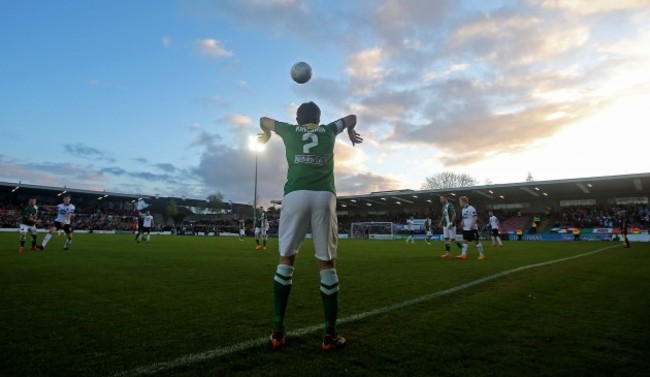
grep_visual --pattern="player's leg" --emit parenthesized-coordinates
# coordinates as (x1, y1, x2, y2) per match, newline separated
(39, 225, 57, 249)
(19, 226, 27, 252)
(272, 191, 311, 348)
(30, 227, 38, 250)
(458, 241, 469, 258)
(442, 238, 451, 257)
(63, 226, 73, 250)
(494, 230, 503, 246)
(457, 230, 469, 259)
(475, 231, 485, 259)
(310, 191, 345, 350)
(262, 230, 268, 249)
(145, 230, 151, 243)
(441, 226, 452, 258)
(271, 254, 295, 348)
(255, 227, 262, 249)
(453, 227, 464, 251)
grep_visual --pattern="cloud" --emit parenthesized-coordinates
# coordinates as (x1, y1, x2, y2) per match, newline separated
(539, 0, 650, 14)
(187, 0, 367, 46)
(154, 163, 177, 172)
(450, 13, 590, 67)
(161, 36, 171, 47)
(355, 88, 422, 124)
(100, 167, 126, 176)
(372, 0, 452, 53)
(194, 139, 285, 204)
(336, 172, 404, 195)
(190, 131, 223, 149)
(177, 0, 649, 194)
(346, 48, 389, 95)
(0, 155, 107, 187)
(64, 143, 115, 162)
(0, 152, 203, 199)
(197, 38, 233, 57)
(224, 114, 252, 127)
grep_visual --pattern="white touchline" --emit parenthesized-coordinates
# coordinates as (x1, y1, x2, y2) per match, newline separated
(113, 245, 619, 377)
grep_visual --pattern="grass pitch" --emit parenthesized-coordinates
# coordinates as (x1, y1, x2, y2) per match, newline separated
(1, 233, 648, 377)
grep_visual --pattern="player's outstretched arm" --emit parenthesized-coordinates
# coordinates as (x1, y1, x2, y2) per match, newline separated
(339, 115, 362, 146)
(259, 117, 276, 144)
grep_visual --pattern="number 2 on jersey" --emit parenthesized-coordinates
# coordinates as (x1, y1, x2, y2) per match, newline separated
(302, 132, 318, 153)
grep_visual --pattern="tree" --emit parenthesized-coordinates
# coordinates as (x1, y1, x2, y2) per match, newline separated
(526, 172, 534, 182)
(421, 172, 478, 190)
(206, 193, 224, 213)
(166, 199, 186, 225)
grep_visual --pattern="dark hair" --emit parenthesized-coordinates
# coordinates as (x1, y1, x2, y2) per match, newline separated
(296, 101, 321, 125)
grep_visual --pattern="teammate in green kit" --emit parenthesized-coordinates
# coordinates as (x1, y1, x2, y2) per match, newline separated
(238, 220, 245, 241)
(424, 218, 433, 244)
(259, 101, 362, 351)
(18, 198, 40, 253)
(254, 206, 268, 250)
(439, 195, 463, 259)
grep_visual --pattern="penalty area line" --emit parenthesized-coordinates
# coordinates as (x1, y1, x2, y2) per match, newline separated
(113, 244, 618, 377)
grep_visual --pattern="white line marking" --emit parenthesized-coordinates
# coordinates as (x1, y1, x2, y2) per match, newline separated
(113, 245, 618, 377)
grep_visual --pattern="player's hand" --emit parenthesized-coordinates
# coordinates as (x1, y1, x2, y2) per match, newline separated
(257, 131, 271, 144)
(347, 129, 363, 146)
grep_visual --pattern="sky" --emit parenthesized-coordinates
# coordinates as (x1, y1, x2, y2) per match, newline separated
(1, 0, 649, 207)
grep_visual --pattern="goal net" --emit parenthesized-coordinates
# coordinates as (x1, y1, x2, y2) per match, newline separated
(350, 222, 394, 240)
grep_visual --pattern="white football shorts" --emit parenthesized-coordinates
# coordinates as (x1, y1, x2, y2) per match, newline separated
(19, 223, 38, 235)
(278, 190, 338, 261)
(442, 225, 457, 240)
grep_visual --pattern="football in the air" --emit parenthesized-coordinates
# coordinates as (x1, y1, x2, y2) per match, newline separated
(290, 61, 312, 84)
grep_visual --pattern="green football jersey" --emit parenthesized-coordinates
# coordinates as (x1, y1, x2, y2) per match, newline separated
(21, 205, 37, 224)
(442, 202, 455, 227)
(274, 121, 342, 195)
(255, 211, 265, 228)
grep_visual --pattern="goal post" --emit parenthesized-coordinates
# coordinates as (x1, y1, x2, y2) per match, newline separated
(350, 222, 395, 240)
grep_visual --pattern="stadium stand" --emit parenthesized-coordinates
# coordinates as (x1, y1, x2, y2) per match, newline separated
(1, 173, 649, 239)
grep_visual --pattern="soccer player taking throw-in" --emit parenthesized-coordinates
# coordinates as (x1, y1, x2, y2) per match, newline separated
(259, 101, 362, 351)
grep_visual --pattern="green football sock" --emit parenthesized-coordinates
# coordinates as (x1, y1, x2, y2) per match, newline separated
(273, 264, 294, 332)
(320, 268, 339, 336)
